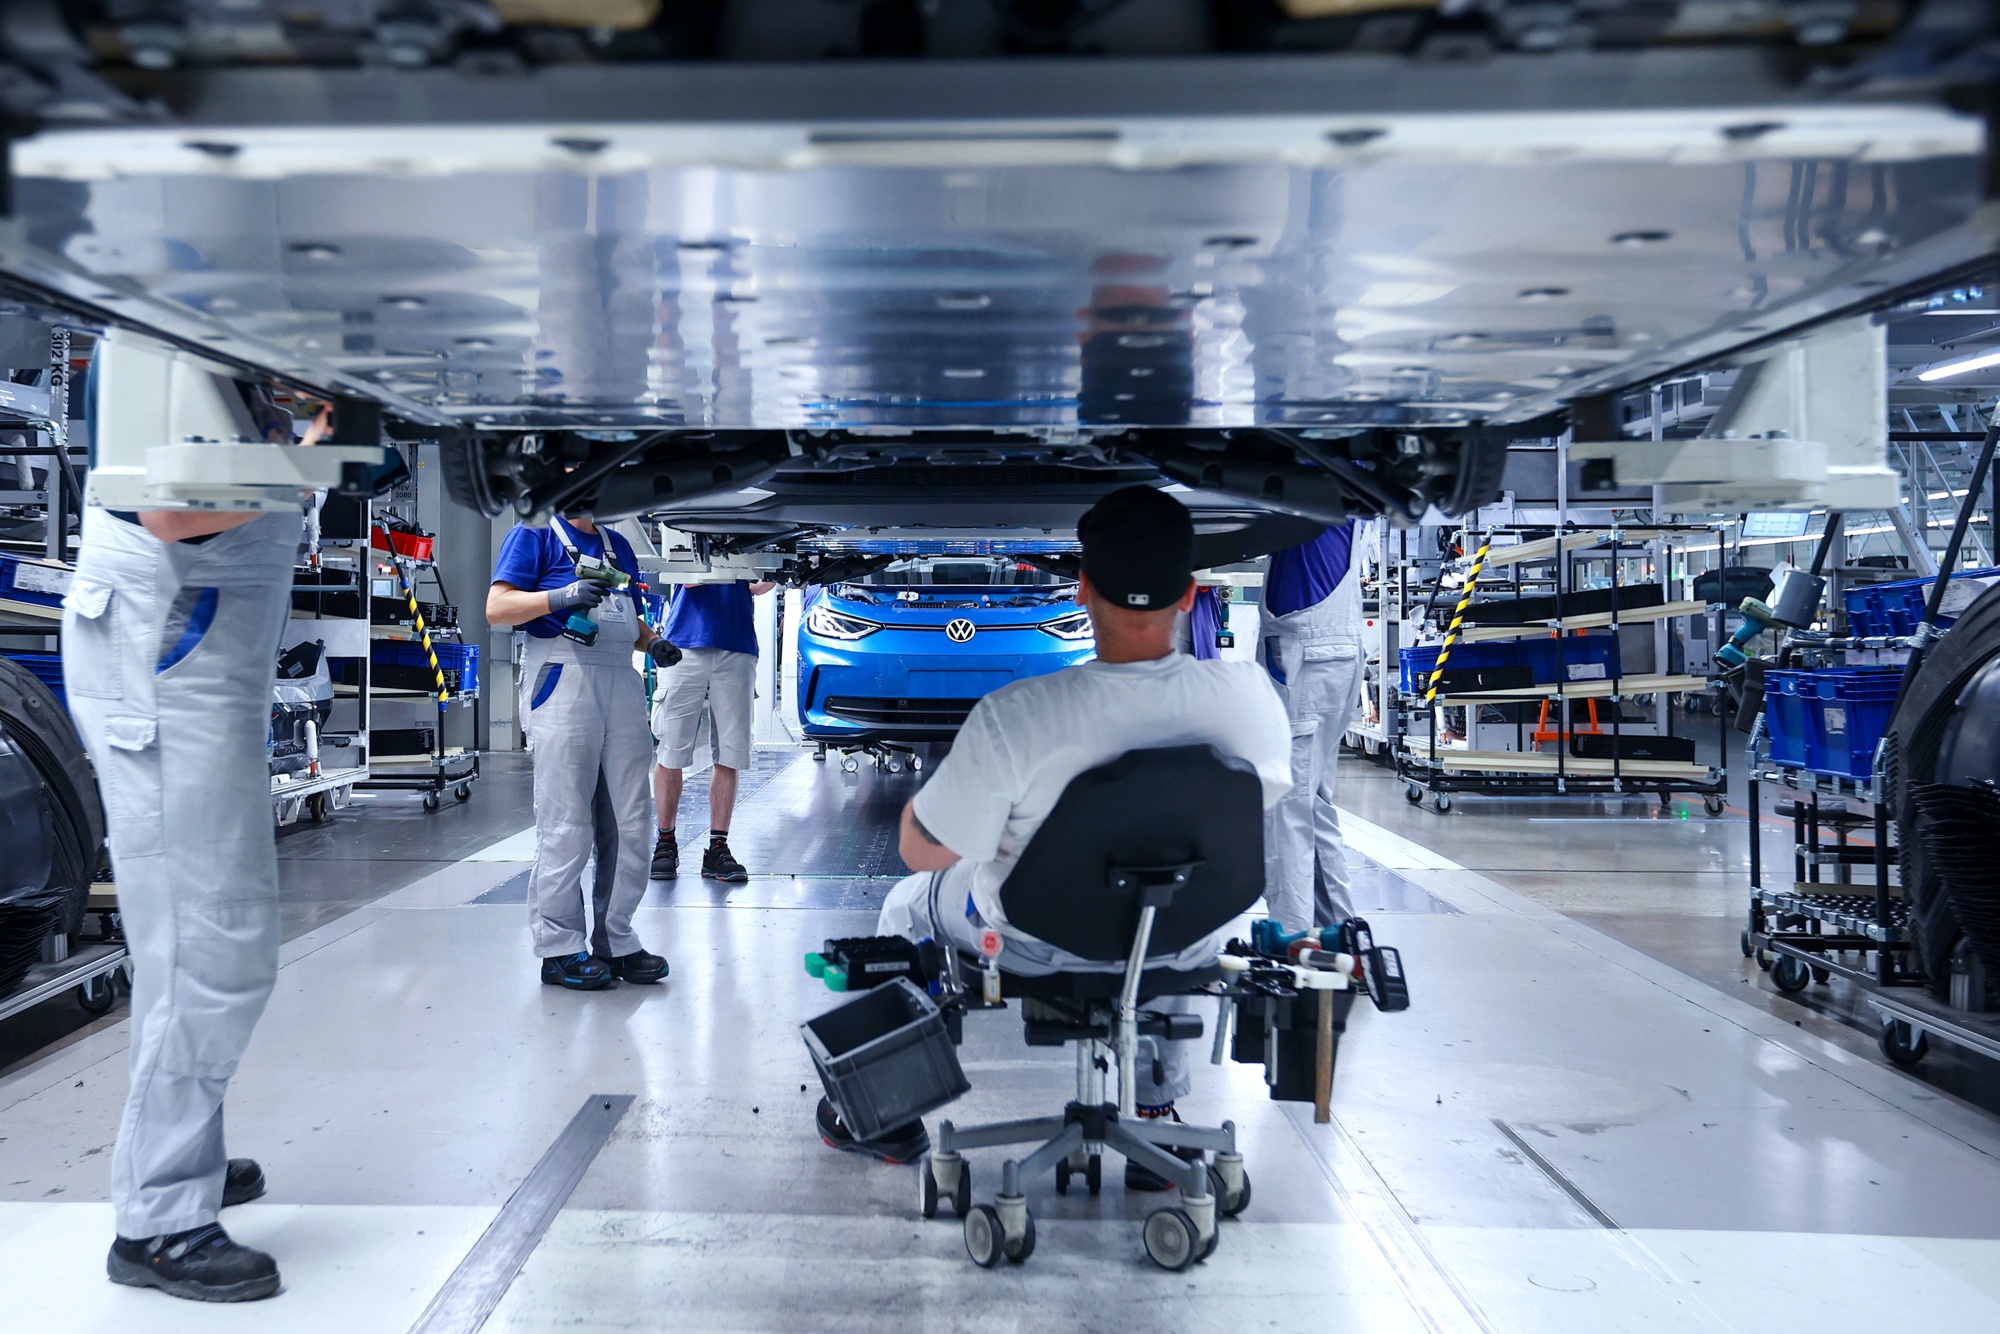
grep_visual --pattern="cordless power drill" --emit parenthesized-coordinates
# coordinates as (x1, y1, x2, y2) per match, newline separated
(561, 553, 635, 648)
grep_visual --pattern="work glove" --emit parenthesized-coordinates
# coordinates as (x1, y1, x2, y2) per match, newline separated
(548, 579, 610, 614)
(647, 639, 684, 669)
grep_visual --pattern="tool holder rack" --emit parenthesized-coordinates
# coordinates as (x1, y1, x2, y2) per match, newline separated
(1395, 522, 1728, 812)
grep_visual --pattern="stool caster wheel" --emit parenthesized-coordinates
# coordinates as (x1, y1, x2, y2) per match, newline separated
(1881, 1019, 1929, 1067)
(964, 1200, 1034, 1267)
(1143, 1207, 1202, 1272)
(422, 791, 440, 812)
(885, 758, 904, 774)
(910, 754, 923, 772)
(1086, 1153, 1102, 1196)
(840, 755, 859, 773)
(1209, 1158, 1251, 1218)
(921, 1154, 970, 1219)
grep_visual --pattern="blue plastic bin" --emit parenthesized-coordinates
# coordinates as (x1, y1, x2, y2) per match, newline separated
(1400, 635, 1621, 695)
(1842, 567, 2000, 638)
(371, 638, 479, 696)
(1787, 666, 1902, 779)
(1760, 670, 1811, 769)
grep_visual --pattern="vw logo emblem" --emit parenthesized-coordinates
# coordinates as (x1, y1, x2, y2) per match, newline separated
(945, 618, 977, 644)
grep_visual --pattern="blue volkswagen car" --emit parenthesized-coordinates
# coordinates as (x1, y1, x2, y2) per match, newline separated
(798, 557, 1093, 747)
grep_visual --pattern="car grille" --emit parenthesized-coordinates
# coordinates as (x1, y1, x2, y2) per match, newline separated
(824, 697, 980, 728)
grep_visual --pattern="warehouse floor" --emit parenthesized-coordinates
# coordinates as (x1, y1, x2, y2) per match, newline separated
(4, 739, 2000, 1330)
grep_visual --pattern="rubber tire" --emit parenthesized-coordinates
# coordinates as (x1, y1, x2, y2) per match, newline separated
(1705, 794, 1728, 816)
(0, 659, 106, 939)
(1006, 1211, 1036, 1265)
(1209, 1164, 1252, 1219)
(455, 783, 472, 802)
(952, 1164, 972, 1219)
(423, 791, 440, 812)
(1771, 953, 1811, 994)
(76, 973, 115, 1016)
(964, 1205, 1006, 1268)
(920, 1158, 940, 1220)
(1880, 1019, 1930, 1068)
(1086, 1154, 1102, 1197)
(1405, 784, 1424, 806)
(1740, 929, 1754, 959)
(1433, 793, 1452, 813)
(1811, 966, 1831, 985)
(1143, 1208, 1201, 1272)
(1198, 1225, 1220, 1262)
(307, 791, 332, 824)
(1055, 1159, 1071, 1195)
(1756, 950, 1773, 972)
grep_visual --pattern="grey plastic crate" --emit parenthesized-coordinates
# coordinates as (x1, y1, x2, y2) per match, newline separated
(802, 978, 970, 1141)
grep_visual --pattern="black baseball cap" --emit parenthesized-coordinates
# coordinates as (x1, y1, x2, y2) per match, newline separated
(1077, 485, 1195, 610)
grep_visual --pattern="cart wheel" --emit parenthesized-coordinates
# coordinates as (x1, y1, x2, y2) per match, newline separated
(76, 973, 116, 1016)
(1771, 954, 1811, 993)
(307, 791, 332, 825)
(1143, 1207, 1201, 1272)
(1756, 949, 1773, 972)
(1405, 784, 1424, 806)
(1433, 793, 1452, 813)
(422, 791, 440, 812)
(1704, 794, 1728, 817)
(1880, 1019, 1930, 1067)
(1811, 966, 1831, 985)
(455, 783, 471, 802)
(1740, 929, 1754, 959)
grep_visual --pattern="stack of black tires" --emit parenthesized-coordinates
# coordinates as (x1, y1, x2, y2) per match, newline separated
(0, 658, 106, 997)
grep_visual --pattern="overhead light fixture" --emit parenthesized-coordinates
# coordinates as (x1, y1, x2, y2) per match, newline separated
(1918, 349, 2000, 381)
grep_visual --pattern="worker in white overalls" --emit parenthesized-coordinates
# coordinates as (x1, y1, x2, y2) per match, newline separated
(1260, 521, 1367, 933)
(488, 513, 682, 991)
(65, 382, 306, 1301)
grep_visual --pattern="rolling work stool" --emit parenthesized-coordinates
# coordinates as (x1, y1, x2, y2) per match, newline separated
(920, 744, 1264, 1271)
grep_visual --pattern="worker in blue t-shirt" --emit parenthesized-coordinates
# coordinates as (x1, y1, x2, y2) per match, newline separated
(1260, 520, 1367, 933)
(651, 579, 774, 882)
(489, 513, 683, 992)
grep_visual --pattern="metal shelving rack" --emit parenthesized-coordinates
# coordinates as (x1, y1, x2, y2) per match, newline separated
(358, 549, 479, 810)
(1395, 522, 1729, 813)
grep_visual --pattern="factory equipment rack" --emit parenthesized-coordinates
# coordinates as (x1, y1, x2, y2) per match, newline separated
(358, 550, 479, 811)
(1395, 523, 1729, 813)
(0, 891, 128, 1024)
(283, 491, 373, 825)
(1346, 520, 1406, 762)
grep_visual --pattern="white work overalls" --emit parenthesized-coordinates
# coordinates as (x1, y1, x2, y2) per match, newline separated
(63, 505, 301, 1239)
(1260, 534, 1366, 933)
(520, 519, 654, 959)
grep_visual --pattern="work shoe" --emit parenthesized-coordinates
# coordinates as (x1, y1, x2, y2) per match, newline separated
(702, 839, 749, 883)
(107, 1223, 281, 1303)
(816, 1096, 930, 1165)
(599, 949, 669, 984)
(540, 951, 614, 991)
(221, 1159, 266, 1208)
(650, 831, 678, 880)
(1125, 1106, 1205, 1192)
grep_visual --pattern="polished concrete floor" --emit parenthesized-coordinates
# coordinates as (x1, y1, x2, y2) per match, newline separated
(3, 734, 2000, 1331)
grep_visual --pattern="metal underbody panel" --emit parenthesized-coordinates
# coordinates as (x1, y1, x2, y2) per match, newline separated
(0, 57, 1986, 442)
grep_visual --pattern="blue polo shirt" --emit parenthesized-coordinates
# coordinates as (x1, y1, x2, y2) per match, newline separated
(1266, 522, 1354, 618)
(663, 582, 758, 656)
(492, 518, 643, 640)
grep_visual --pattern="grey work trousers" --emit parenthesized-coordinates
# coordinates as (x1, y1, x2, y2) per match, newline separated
(1264, 652, 1365, 933)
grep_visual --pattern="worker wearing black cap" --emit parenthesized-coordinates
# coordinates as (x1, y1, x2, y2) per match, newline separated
(817, 485, 1293, 1181)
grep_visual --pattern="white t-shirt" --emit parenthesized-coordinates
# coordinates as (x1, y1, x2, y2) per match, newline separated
(911, 653, 1293, 938)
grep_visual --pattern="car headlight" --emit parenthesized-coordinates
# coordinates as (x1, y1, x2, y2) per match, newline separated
(806, 604, 882, 641)
(1039, 610, 1094, 642)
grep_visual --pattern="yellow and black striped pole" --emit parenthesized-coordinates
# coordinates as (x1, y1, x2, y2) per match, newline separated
(394, 556, 451, 705)
(1424, 534, 1493, 705)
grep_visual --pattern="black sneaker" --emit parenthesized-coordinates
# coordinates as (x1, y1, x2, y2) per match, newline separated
(221, 1158, 266, 1208)
(540, 951, 614, 990)
(650, 832, 678, 880)
(107, 1223, 281, 1303)
(702, 839, 749, 883)
(816, 1096, 930, 1165)
(599, 949, 669, 984)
